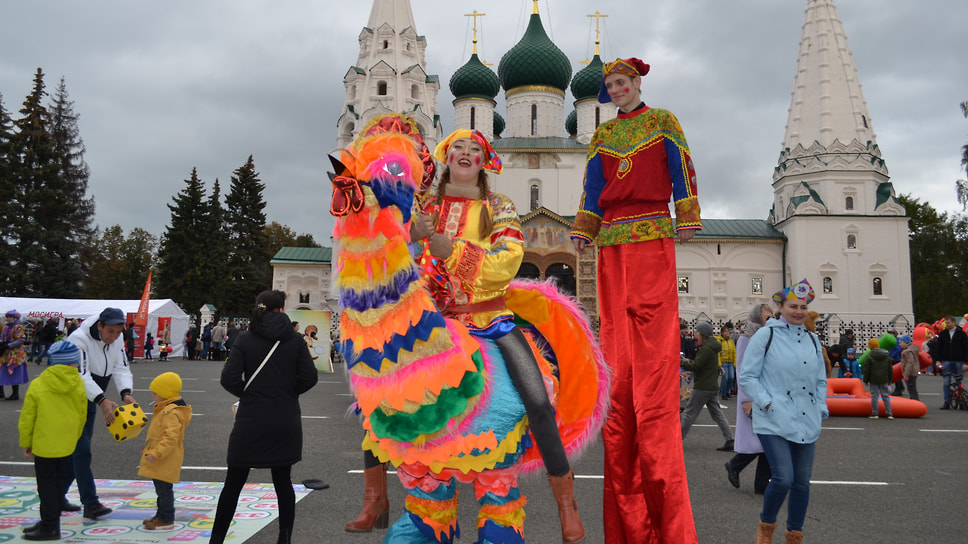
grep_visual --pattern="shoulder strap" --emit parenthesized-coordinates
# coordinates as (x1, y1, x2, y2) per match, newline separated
(764, 327, 774, 358)
(244, 340, 280, 392)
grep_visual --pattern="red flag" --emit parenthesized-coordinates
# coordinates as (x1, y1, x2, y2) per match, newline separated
(133, 271, 152, 359)
(135, 271, 152, 328)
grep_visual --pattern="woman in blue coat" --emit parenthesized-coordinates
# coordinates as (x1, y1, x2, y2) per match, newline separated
(739, 279, 827, 544)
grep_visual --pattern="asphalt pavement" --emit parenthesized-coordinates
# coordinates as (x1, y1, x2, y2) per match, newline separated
(1, 359, 966, 543)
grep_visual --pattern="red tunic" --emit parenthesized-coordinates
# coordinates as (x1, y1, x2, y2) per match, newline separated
(572, 105, 700, 543)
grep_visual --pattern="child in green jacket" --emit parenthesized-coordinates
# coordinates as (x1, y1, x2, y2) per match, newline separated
(18, 341, 87, 540)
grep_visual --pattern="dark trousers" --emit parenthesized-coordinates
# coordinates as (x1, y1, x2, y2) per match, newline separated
(36, 455, 71, 528)
(728, 452, 771, 493)
(65, 373, 110, 506)
(210, 465, 294, 544)
(496, 327, 570, 477)
(153, 479, 174, 522)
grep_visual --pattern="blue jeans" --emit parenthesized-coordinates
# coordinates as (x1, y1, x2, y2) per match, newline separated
(64, 374, 110, 507)
(757, 433, 816, 532)
(720, 362, 735, 398)
(942, 360, 964, 403)
(153, 479, 175, 522)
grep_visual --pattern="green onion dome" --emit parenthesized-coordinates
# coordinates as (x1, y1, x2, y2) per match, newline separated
(493, 111, 506, 138)
(450, 53, 500, 100)
(570, 54, 604, 101)
(565, 110, 577, 136)
(498, 12, 571, 92)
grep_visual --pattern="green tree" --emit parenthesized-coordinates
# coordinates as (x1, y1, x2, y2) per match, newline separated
(6, 68, 85, 297)
(49, 77, 96, 255)
(156, 168, 210, 318)
(83, 225, 156, 299)
(899, 194, 968, 321)
(0, 93, 15, 289)
(956, 101, 968, 210)
(199, 178, 230, 314)
(223, 156, 268, 316)
(263, 221, 321, 264)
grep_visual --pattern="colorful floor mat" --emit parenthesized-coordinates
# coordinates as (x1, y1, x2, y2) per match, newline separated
(0, 476, 313, 543)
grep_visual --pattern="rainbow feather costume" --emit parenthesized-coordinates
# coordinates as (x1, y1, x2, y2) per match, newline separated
(331, 115, 609, 544)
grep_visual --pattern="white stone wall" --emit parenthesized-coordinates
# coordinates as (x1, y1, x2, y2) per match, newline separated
(271, 263, 338, 313)
(504, 88, 565, 138)
(491, 151, 585, 216)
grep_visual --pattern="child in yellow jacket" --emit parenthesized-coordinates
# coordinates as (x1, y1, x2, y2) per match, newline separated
(18, 341, 87, 541)
(138, 372, 192, 530)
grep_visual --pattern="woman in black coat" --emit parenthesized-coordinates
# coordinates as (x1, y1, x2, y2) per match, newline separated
(210, 290, 318, 544)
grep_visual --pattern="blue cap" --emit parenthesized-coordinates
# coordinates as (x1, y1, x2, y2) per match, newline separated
(847, 348, 856, 355)
(98, 307, 125, 325)
(47, 341, 81, 366)
(898, 335, 912, 344)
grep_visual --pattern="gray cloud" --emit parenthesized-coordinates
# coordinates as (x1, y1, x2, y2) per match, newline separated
(1, 0, 965, 246)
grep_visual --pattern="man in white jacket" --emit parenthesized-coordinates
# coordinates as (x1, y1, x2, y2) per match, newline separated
(65, 307, 138, 520)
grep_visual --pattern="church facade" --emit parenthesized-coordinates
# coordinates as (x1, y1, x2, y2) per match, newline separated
(278, 0, 914, 341)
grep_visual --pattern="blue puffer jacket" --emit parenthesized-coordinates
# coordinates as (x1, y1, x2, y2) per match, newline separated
(738, 317, 828, 444)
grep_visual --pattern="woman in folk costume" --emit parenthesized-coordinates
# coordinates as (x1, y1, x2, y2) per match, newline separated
(1, 310, 31, 400)
(346, 127, 587, 543)
(570, 57, 701, 543)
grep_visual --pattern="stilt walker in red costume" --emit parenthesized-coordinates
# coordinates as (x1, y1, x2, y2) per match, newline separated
(571, 57, 701, 543)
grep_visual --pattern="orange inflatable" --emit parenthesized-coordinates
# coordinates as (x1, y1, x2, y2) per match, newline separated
(890, 325, 935, 382)
(826, 378, 927, 418)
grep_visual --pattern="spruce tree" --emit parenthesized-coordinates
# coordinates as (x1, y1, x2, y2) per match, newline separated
(156, 168, 210, 318)
(7, 68, 85, 297)
(0, 94, 15, 291)
(224, 155, 268, 316)
(200, 178, 230, 315)
(49, 77, 96, 252)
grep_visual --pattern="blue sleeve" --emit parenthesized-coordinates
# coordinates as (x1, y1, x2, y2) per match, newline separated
(579, 153, 606, 218)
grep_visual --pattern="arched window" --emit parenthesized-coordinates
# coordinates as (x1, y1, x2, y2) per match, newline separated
(411, 84, 419, 99)
(382, 40, 389, 49)
(299, 293, 310, 304)
(823, 276, 833, 294)
(530, 184, 539, 211)
(847, 233, 857, 249)
(845, 196, 854, 210)
(546, 263, 576, 297)
(516, 262, 540, 280)
(873, 277, 883, 296)
(470, 107, 476, 130)
(595, 107, 600, 128)
(531, 104, 538, 135)
(377, 81, 387, 95)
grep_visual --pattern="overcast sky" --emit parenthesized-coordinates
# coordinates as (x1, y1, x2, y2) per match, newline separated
(1, 0, 965, 245)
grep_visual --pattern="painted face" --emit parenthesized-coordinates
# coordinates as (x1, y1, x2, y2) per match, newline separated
(97, 323, 125, 345)
(604, 73, 641, 111)
(778, 299, 808, 326)
(446, 138, 485, 185)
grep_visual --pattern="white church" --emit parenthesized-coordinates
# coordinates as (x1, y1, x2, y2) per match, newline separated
(272, 0, 914, 341)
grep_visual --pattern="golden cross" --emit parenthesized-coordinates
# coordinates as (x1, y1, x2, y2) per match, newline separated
(587, 11, 608, 56)
(464, 10, 486, 55)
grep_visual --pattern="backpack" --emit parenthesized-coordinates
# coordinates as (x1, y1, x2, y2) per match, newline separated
(764, 326, 819, 358)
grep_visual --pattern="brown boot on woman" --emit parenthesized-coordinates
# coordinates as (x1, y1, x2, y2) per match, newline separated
(785, 529, 803, 544)
(344, 464, 389, 532)
(548, 470, 586, 543)
(756, 520, 777, 543)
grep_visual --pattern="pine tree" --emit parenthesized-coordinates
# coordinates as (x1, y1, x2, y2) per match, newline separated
(0, 93, 15, 290)
(156, 168, 210, 318)
(49, 77, 96, 253)
(7, 68, 85, 297)
(224, 155, 268, 316)
(200, 178, 230, 315)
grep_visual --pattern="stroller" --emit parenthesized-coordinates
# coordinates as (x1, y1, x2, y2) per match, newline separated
(948, 378, 968, 410)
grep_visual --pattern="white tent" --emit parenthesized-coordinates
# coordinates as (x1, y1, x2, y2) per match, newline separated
(0, 297, 191, 358)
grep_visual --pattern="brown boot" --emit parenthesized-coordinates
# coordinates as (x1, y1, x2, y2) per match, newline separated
(785, 529, 803, 544)
(548, 470, 585, 543)
(344, 464, 389, 532)
(756, 520, 776, 544)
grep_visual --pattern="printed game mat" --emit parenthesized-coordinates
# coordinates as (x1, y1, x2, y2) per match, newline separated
(0, 476, 313, 543)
